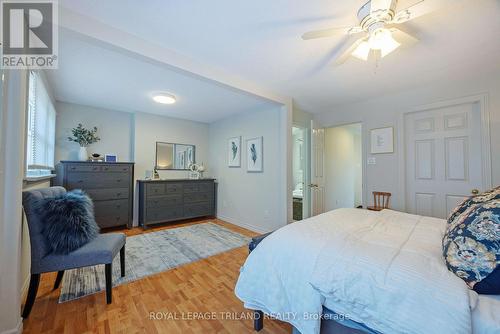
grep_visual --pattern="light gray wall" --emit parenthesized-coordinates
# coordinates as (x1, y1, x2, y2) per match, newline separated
(293, 106, 313, 128)
(209, 106, 284, 233)
(315, 71, 500, 211)
(55, 102, 134, 162)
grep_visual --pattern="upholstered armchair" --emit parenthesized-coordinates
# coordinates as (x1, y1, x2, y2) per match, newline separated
(21, 186, 126, 318)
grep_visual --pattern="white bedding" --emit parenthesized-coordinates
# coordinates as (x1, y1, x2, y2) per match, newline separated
(235, 208, 477, 334)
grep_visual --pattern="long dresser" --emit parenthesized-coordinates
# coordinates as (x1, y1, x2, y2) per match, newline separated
(137, 179, 216, 228)
(55, 161, 134, 229)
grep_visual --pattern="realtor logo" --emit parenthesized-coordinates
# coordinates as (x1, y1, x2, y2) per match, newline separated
(1, 0, 58, 69)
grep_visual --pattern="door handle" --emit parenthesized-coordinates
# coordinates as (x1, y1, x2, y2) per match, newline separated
(308, 184, 318, 188)
(471, 189, 480, 195)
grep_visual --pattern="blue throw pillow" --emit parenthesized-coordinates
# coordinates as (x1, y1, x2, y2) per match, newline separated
(443, 195, 500, 294)
(38, 189, 99, 254)
(447, 186, 500, 224)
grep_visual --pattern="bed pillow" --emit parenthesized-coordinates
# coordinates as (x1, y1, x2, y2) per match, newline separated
(443, 196, 500, 294)
(447, 186, 500, 224)
(38, 189, 99, 254)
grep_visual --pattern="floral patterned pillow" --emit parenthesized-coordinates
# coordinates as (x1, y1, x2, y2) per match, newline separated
(447, 186, 500, 224)
(442, 195, 500, 293)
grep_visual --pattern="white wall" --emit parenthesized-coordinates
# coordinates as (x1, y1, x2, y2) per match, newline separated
(209, 107, 284, 233)
(0, 69, 28, 334)
(315, 71, 500, 211)
(55, 102, 134, 162)
(324, 124, 362, 211)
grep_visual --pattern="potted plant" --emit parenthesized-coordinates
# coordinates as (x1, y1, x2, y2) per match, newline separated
(68, 124, 100, 161)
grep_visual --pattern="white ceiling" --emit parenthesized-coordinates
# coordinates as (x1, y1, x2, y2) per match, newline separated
(58, 0, 500, 114)
(47, 31, 279, 123)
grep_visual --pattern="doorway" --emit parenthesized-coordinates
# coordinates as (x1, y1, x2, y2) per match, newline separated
(292, 126, 310, 221)
(324, 123, 363, 211)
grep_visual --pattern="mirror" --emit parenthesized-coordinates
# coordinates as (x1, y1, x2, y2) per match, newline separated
(155, 142, 195, 170)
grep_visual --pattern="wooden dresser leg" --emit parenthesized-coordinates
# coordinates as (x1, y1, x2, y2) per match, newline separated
(254, 310, 264, 331)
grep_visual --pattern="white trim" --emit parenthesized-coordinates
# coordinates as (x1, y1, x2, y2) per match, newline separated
(0, 319, 22, 334)
(398, 93, 492, 212)
(216, 215, 273, 234)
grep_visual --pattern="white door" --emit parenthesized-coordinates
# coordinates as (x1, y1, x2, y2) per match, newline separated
(310, 120, 325, 216)
(405, 101, 486, 218)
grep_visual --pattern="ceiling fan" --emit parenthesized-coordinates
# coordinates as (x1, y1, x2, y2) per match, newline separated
(302, 0, 453, 64)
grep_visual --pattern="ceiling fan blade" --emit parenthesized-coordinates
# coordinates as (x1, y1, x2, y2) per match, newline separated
(389, 27, 419, 47)
(370, 0, 396, 14)
(334, 36, 368, 65)
(301, 26, 363, 40)
(392, 0, 454, 23)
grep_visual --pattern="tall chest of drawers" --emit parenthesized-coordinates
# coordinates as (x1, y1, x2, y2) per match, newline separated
(55, 161, 134, 229)
(137, 179, 216, 228)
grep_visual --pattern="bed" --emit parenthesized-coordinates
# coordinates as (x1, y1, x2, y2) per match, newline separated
(235, 208, 500, 334)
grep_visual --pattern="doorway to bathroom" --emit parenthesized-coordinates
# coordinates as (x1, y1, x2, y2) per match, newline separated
(292, 126, 310, 221)
(324, 122, 363, 211)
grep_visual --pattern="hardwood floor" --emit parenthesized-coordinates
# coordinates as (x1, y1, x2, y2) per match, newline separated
(22, 219, 291, 334)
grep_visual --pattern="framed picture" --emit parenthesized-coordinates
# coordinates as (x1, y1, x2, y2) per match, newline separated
(370, 127, 394, 154)
(246, 136, 263, 172)
(105, 154, 118, 162)
(228, 136, 241, 167)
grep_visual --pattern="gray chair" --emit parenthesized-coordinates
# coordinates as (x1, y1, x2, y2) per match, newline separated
(22, 186, 126, 318)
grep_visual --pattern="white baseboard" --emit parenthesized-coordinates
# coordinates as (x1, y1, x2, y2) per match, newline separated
(216, 215, 271, 234)
(1, 318, 22, 334)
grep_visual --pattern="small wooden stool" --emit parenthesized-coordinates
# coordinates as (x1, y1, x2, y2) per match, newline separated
(367, 191, 391, 211)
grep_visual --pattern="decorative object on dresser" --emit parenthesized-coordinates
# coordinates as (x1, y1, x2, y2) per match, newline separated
(246, 136, 263, 172)
(67, 123, 101, 161)
(105, 154, 117, 162)
(137, 179, 216, 228)
(55, 161, 134, 229)
(228, 136, 241, 167)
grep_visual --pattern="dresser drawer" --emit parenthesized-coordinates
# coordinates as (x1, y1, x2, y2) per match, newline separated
(166, 183, 183, 194)
(85, 188, 129, 201)
(183, 192, 212, 203)
(147, 195, 182, 208)
(101, 164, 131, 173)
(146, 206, 183, 222)
(184, 202, 213, 217)
(66, 164, 101, 172)
(95, 212, 129, 229)
(94, 199, 129, 228)
(67, 172, 130, 189)
(183, 182, 213, 193)
(146, 183, 165, 196)
(94, 199, 129, 216)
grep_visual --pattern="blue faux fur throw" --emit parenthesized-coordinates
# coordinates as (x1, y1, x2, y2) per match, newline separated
(38, 189, 99, 254)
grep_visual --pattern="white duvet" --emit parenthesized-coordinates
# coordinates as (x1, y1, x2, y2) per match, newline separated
(235, 208, 474, 334)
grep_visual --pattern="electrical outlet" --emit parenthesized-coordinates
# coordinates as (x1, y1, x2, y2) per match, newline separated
(367, 157, 376, 165)
(264, 210, 270, 218)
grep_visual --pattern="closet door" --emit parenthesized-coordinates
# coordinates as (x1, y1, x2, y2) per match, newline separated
(405, 100, 487, 218)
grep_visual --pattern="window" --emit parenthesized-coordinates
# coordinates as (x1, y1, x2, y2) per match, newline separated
(26, 71, 56, 178)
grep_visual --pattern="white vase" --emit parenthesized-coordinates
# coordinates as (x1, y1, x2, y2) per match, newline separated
(78, 146, 88, 161)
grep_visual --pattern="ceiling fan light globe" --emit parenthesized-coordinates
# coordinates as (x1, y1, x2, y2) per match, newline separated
(351, 41, 371, 61)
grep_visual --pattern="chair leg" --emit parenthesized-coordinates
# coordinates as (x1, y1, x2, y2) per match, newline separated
(22, 274, 41, 319)
(105, 263, 112, 304)
(53, 270, 64, 290)
(254, 310, 264, 331)
(120, 245, 125, 278)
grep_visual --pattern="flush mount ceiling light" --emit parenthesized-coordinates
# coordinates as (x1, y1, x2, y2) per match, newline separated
(153, 93, 176, 105)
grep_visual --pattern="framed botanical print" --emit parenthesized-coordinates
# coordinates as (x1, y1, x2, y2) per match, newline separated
(246, 136, 263, 172)
(370, 127, 394, 154)
(228, 136, 241, 167)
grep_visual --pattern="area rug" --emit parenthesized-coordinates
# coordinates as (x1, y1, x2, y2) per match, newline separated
(58, 222, 250, 303)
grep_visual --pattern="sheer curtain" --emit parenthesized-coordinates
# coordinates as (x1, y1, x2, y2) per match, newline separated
(26, 71, 56, 177)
